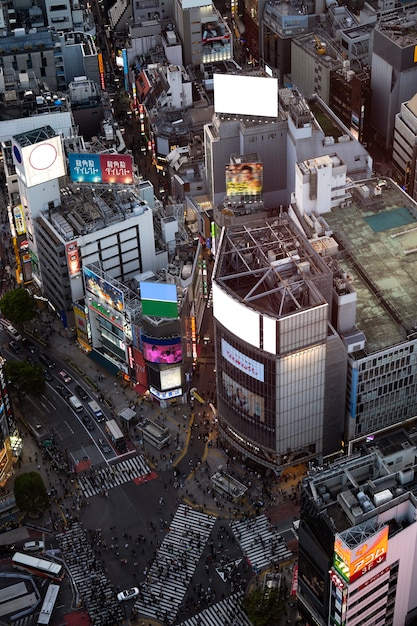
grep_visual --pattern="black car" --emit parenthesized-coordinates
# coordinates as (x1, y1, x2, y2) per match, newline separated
(25, 355, 37, 366)
(82, 415, 95, 431)
(55, 384, 72, 400)
(75, 384, 89, 400)
(98, 438, 112, 454)
(9, 341, 22, 354)
(21, 338, 37, 353)
(39, 353, 56, 368)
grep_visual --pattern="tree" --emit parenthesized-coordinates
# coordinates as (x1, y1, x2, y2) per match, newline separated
(0, 288, 37, 327)
(5, 361, 45, 399)
(243, 587, 285, 626)
(14, 472, 49, 516)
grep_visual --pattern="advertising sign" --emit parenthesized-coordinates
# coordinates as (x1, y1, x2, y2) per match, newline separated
(222, 371, 265, 422)
(12, 134, 66, 188)
(140, 281, 178, 318)
(142, 337, 182, 364)
(160, 366, 181, 391)
(84, 266, 124, 312)
(221, 338, 264, 382)
(68, 153, 134, 184)
(13, 205, 26, 235)
(65, 241, 81, 277)
(225, 162, 263, 197)
(333, 526, 388, 584)
(201, 21, 230, 47)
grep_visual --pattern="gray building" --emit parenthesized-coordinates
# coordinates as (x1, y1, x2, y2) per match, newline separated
(371, 8, 417, 150)
(212, 215, 347, 471)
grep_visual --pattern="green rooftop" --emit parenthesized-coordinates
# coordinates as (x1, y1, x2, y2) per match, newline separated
(324, 179, 417, 354)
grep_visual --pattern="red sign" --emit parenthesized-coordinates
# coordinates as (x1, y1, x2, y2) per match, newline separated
(66, 241, 81, 277)
(100, 154, 133, 184)
(291, 564, 298, 596)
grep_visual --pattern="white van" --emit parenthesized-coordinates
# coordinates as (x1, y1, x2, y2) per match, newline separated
(6, 325, 22, 341)
(68, 395, 83, 413)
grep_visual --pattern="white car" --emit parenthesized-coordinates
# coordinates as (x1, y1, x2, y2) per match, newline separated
(23, 540, 45, 552)
(117, 587, 139, 602)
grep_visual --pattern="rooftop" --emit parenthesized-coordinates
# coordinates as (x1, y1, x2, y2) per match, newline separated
(215, 215, 330, 318)
(303, 424, 417, 536)
(324, 178, 417, 353)
(377, 6, 417, 47)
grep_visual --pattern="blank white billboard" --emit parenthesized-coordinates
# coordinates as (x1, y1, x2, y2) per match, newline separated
(214, 74, 278, 118)
(213, 282, 260, 348)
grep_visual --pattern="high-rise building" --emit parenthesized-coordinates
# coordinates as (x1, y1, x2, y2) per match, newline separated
(212, 215, 347, 470)
(298, 426, 417, 626)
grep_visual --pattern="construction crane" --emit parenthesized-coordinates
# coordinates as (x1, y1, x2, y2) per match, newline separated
(314, 35, 327, 54)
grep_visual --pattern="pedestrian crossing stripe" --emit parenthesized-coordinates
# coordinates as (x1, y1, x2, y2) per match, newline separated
(77, 454, 152, 497)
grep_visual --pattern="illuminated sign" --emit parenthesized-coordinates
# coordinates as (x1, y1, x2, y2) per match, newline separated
(84, 266, 124, 312)
(221, 338, 264, 381)
(142, 337, 182, 364)
(333, 526, 388, 584)
(150, 385, 182, 400)
(140, 281, 178, 318)
(98, 52, 106, 90)
(12, 133, 66, 188)
(160, 366, 181, 391)
(65, 241, 81, 277)
(225, 162, 263, 197)
(13, 205, 26, 235)
(68, 153, 134, 184)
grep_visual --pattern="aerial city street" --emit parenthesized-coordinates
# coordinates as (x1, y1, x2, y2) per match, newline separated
(1, 0, 417, 623)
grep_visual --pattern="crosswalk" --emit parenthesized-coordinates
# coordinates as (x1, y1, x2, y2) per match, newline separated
(230, 514, 293, 571)
(134, 504, 216, 624)
(76, 455, 153, 497)
(9, 615, 34, 626)
(177, 593, 252, 626)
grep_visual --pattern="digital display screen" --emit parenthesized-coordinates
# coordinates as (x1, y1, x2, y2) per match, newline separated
(142, 339, 182, 364)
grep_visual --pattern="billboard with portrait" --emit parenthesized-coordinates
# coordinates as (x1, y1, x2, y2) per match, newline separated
(142, 337, 182, 364)
(84, 266, 124, 312)
(201, 21, 230, 47)
(222, 371, 265, 422)
(333, 526, 388, 584)
(66, 241, 81, 277)
(225, 162, 263, 197)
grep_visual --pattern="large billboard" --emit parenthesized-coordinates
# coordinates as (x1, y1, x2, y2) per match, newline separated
(84, 266, 124, 312)
(68, 153, 134, 184)
(12, 134, 66, 188)
(202, 21, 230, 48)
(142, 336, 182, 364)
(221, 338, 264, 382)
(226, 162, 263, 196)
(333, 526, 388, 584)
(66, 241, 81, 277)
(214, 74, 278, 118)
(140, 282, 178, 318)
(222, 371, 265, 422)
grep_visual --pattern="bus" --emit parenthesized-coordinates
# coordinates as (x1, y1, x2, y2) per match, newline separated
(140, 418, 171, 450)
(210, 471, 247, 502)
(105, 419, 126, 452)
(12, 552, 64, 581)
(88, 400, 104, 422)
(37, 583, 60, 625)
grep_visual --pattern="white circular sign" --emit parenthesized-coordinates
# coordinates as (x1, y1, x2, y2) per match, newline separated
(29, 143, 57, 170)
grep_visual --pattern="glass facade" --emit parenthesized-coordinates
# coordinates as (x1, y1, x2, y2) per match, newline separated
(216, 322, 276, 452)
(348, 340, 417, 439)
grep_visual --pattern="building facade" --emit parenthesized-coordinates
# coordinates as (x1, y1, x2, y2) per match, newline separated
(298, 428, 417, 626)
(212, 215, 346, 470)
